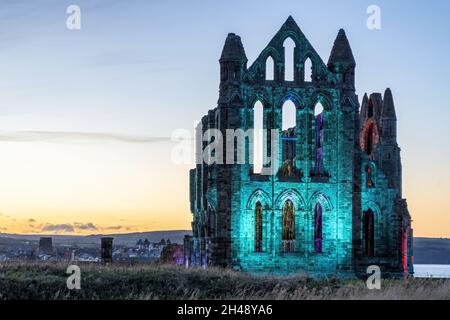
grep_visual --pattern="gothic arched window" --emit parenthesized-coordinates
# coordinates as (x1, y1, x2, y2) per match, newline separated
(283, 37, 296, 81)
(314, 202, 323, 253)
(365, 164, 375, 188)
(304, 57, 313, 82)
(281, 100, 296, 167)
(363, 209, 375, 257)
(366, 123, 375, 155)
(254, 201, 263, 252)
(265, 56, 274, 81)
(253, 101, 263, 174)
(282, 200, 295, 252)
(282, 100, 296, 131)
(314, 102, 325, 175)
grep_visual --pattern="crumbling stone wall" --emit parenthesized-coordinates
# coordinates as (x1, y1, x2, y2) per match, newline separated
(185, 17, 413, 278)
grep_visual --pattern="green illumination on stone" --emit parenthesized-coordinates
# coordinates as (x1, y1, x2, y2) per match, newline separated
(184, 17, 413, 278)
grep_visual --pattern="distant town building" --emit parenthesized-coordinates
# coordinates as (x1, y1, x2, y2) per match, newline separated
(143, 238, 150, 249)
(136, 239, 143, 250)
(101, 237, 114, 264)
(39, 237, 53, 254)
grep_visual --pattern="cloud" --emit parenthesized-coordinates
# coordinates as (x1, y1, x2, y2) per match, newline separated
(105, 225, 124, 230)
(41, 224, 75, 233)
(74, 222, 97, 230)
(0, 131, 179, 144)
(40, 222, 100, 233)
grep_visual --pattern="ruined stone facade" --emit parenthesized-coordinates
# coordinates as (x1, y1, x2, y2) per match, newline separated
(184, 17, 413, 278)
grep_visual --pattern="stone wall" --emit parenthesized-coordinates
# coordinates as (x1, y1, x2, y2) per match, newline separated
(184, 16, 413, 278)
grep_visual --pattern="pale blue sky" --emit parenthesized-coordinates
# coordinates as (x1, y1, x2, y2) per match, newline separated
(0, 0, 449, 236)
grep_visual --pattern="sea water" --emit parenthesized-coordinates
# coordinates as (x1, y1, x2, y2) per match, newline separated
(413, 265, 450, 278)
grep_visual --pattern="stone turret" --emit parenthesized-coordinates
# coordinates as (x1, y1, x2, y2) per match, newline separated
(380, 88, 397, 144)
(360, 93, 369, 125)
(378, 88, 401, 193)
(328, 29, 356, 90)
(369, 93, 383, 123)
(220, 33, 247, 63)
(219, 33, 247, 102)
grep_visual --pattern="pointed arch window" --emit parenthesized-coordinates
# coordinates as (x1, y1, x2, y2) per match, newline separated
(283, 38, 296, 81)
(253, 101, 263, 174)
(265, 56, 274, 81)
(282, 200, 295, 252)
(304, 58, 313, 82)
(363, 209, 375, 257)
(314, 102, 325, 175)
(314, 202, 323, 253)
(281, 100, 297, 168)
(365, 164, 375, 188)
(282, 100, 296, 131)
(254, 201, 263, 252)
(366, 123, 375, 155)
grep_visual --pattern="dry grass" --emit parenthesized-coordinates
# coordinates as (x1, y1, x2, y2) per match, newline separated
(0, 261, 449, 300)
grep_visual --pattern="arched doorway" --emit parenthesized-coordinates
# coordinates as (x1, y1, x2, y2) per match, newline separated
(363, 209, 375, 257)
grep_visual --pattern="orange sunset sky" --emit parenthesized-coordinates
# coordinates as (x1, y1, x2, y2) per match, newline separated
(0, 1, 449, 238)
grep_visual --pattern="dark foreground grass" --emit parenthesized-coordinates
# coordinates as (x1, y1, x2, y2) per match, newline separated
(0, 262, 449, 300)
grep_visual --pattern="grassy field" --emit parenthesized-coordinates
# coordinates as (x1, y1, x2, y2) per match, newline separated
(0, 262, 449, 300)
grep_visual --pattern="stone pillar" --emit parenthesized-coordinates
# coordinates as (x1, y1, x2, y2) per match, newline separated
(183, 236, 192, 268)
(273, 209, 281, 255)
(263, 107, 271, 170)
(101, 237, 113, 264)
(274, 107, 283, 173)
(306, 108, 314, 181)
(295, 107, 303, 171)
